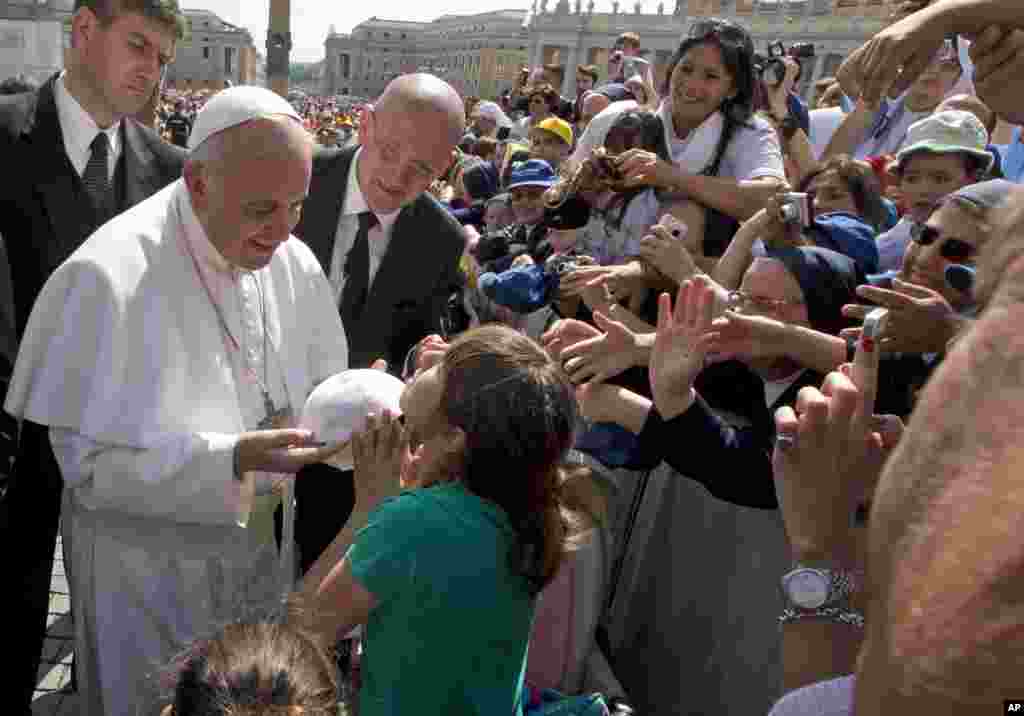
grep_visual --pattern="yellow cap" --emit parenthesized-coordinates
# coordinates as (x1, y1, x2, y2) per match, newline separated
(534, 117, 573, 146)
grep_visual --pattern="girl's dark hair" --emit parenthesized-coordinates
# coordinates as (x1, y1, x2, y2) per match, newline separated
(660, 18, 758, 178)
(166, 621, 339, 715)
(439, 325, 584, 594)
(799, 155, 889, 232)
(604, 109, 670, 228)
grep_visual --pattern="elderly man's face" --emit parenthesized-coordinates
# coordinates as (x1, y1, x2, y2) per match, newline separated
(359, 105, 456, 213)
(189, 120, 313, 271)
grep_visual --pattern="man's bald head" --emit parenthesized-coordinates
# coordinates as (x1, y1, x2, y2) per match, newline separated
(580, 92, 610, 130)
(359, 73, 466, 213)
(374, 73, 465, 147)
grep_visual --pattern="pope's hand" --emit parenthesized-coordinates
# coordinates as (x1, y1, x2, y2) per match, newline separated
(236, 429, 347, 475)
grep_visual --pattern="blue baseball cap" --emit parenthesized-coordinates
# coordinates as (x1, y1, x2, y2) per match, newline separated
(507, 159, 557, 191)
(478, 263, 558, 314)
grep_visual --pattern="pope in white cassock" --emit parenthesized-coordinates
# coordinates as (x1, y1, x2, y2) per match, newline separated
(4, 87, 349, 715)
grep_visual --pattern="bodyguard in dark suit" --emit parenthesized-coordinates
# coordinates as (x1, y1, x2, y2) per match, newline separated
(0, 1, 188, 710)
(292, 74, 466, 574)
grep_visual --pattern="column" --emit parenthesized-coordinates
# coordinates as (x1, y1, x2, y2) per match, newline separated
(562, 38, 579, 97)
(266, 0, 291, 97)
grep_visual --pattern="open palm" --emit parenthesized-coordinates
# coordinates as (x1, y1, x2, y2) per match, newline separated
(649, 276, 720, 419)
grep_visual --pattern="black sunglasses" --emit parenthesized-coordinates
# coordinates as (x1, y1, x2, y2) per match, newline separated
(686, 19, 749, 46)
(910, 223, 975, 263)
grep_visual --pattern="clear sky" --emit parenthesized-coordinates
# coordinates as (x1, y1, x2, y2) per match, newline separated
(190, 0, 536, 63)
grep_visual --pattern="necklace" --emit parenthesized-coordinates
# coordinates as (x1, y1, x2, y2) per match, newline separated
(180, 223, 291, 429)
(242, 273, 293, 429)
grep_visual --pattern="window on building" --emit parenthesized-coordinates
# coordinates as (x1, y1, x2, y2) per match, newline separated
(384, 32, 390, 38)
(224, 46, 233, 74)
(203, 46, 210, 59)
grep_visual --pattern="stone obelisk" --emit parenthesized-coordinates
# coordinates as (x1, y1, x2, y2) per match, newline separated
(266, 0, 291, 97)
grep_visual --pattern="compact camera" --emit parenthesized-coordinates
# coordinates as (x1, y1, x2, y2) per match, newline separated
(778, 192, 815, 229)
(760, 41, 815, 87)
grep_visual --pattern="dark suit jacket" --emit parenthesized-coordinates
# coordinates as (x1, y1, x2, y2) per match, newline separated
(0, 73, 186, 340)
(636, 360, 825, 509)
(294, 145, 466, 369)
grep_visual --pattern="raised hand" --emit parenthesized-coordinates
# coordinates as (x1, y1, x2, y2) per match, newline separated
(649, 275, 721, 419)
(837, 3, 950, 103)
(709, 309, 789, 363)
(616, 148, 680, 190)
(541, 318, 601, 362)
(561, 310, 649, 385)
(413, 335, 449, 377)
(841, 279, 958, 354)
(772, 322, 903, 565)
(352, 410, 406, 509)
(638, 222, 701, 287)
(970, 26, 1024, 126)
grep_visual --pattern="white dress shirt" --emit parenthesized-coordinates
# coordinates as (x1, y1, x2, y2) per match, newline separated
(328, 147, 401, 302)
(53, 72, 121, 180)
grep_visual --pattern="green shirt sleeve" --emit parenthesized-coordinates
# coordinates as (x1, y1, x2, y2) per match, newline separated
(346, 492, 422, 604)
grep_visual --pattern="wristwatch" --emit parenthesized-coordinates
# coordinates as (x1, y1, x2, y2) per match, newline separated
(780, 565, 859, 610)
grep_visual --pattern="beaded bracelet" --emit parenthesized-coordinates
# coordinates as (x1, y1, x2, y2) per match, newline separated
(779, 606, 865, 629)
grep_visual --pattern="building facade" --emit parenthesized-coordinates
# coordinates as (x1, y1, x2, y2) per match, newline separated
(0, 0, 73, 86)
(527, 0, 900, 100)
(163, 8, 259, 92)
(322, 10, 529, 100)
(323, 0, 899, 101)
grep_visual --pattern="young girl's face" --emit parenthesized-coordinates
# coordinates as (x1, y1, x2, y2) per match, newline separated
(899, 153, 974, 222)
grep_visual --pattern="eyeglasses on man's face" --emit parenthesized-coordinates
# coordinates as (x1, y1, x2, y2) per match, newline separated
(728, 290, 803, 314)
(910, 223, 975, 263)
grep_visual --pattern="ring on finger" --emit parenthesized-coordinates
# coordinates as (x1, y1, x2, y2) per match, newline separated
(775, 433, 797, 450)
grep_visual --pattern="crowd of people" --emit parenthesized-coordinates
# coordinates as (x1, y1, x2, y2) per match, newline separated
(4, 0, 1024, 714)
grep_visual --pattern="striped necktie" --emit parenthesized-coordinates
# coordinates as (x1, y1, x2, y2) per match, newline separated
(82, 131, 111, 216)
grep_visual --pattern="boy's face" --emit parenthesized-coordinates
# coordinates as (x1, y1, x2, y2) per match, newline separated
(899, 152, 974, 222)
(509, 185, 547, 225)
(530, 129, 570, 169)
(484, 201, 513, 231)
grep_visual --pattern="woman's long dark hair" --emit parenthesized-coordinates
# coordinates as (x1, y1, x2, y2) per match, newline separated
(439, 325, 585, 594)
(660, 18, 758, 178)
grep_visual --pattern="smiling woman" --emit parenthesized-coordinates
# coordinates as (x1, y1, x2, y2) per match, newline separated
(609, 18, 786, 265)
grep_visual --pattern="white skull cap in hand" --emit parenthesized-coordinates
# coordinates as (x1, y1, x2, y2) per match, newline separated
(299, 369, 405, 470)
